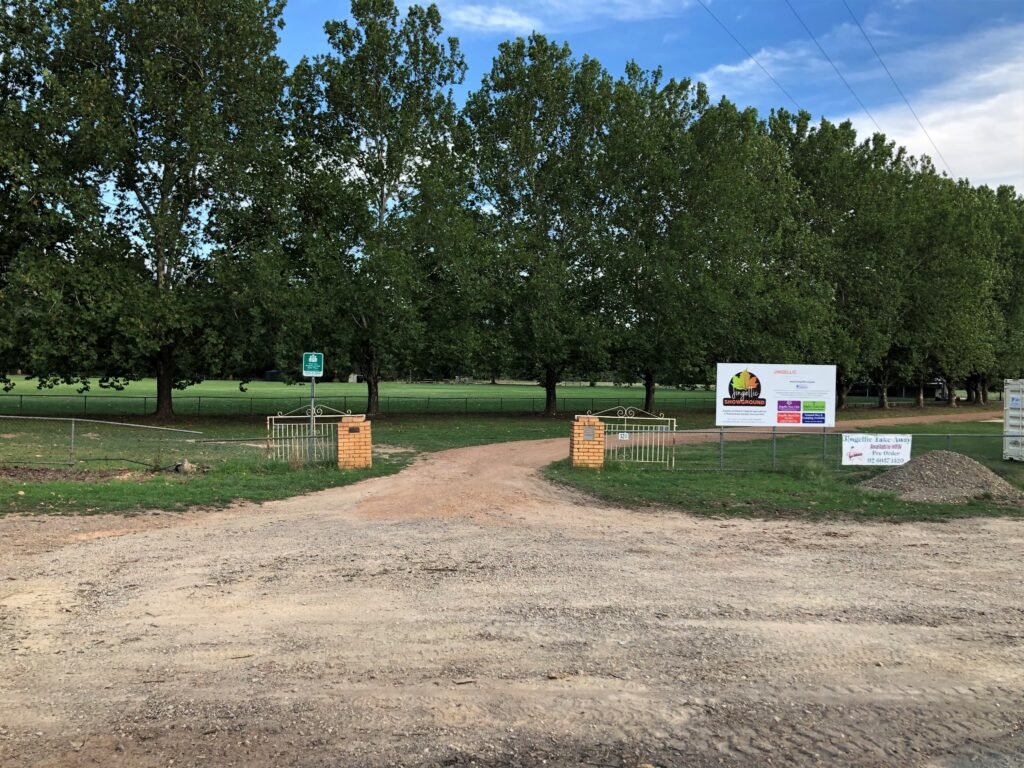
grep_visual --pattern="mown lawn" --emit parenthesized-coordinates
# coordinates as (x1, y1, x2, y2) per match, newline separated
(0, 377, 982, 417)
(544, 421, 1024, 522)
(0, 414, 578, 515)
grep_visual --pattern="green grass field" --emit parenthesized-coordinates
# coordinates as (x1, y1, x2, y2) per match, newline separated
(0, 377, 962, 417)
(0, 392, 1010, 518)
(0, 414, 579, 515)
(545, 421, 1023, 522)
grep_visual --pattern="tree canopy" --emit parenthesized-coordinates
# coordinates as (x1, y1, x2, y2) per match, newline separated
(3, 0, 1022, 414)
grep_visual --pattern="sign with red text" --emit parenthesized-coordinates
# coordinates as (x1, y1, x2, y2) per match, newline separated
(842, 434, 913, 466)
(715, 364, 837, 428)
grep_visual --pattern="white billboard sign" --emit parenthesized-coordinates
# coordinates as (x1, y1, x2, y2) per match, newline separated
(715, 363, 837, 428)
(842, 434, 912, 466)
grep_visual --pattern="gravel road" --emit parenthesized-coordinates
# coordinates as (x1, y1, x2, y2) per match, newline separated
(2, 425, 1023, 767)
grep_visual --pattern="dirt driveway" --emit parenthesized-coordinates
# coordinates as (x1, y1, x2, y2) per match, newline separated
(2, 419, 1023, 767)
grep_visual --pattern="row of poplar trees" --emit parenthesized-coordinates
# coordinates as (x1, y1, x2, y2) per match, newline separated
(2, 0, 1023, 416)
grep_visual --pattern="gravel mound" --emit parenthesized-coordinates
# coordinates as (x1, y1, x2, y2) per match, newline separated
(860, 450, 1022, 503)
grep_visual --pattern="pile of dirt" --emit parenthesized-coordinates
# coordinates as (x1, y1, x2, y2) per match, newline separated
(860, 450, 1022, 503)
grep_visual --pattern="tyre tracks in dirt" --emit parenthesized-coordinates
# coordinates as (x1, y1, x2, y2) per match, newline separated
(1, 409, 1022, 767)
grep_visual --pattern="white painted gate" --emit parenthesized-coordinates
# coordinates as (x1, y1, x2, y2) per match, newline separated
(588, 407, 677, 468)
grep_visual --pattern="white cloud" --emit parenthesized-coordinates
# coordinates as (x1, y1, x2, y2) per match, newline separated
(445, 5, 540, 34)
(697, 40, 829, 105)
(698, 21, 1024, 190)
(438, 0, 695, 34)
(844, 38, 1024, 190)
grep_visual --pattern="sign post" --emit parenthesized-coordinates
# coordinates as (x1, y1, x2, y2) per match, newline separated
(302, 352, 324, 441)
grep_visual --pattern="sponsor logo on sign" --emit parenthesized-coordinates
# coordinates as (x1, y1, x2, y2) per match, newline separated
(723, 368, 766, 407)
(777, 413, 801, 424)
(777, 400, 801, 412)
(802, 413, 826, 424)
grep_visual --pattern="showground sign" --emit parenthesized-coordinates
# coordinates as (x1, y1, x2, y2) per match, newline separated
(715, 363, 837, 428)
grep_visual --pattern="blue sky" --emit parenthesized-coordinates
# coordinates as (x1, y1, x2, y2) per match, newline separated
(278, 0, 1024, 190)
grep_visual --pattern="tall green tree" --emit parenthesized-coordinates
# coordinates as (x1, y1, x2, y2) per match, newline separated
(600, 64, 707, 413)
(898, 167, 999, 406)
(466, 35, 612, 415)
(3, 0, 288, 415)
(986, 185, 1024, 388)
(0, 0, 121, 389)
(296, 0, 466, 414)
(770, 114, 911, 407)
(687, 100, 827, 380)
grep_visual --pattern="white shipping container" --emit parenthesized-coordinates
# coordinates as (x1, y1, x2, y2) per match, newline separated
(1004, 379, 1024, 460)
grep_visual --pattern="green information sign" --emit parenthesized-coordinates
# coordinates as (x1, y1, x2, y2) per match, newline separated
(302, 352, 324, 378)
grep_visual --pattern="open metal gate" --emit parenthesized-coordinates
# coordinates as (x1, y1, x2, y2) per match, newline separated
(588, 407, 677, 468)
(266, 406, 349, 465)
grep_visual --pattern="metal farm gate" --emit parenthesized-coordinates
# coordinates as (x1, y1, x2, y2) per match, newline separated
(266, 406, 349, 465)
(589, 407, 677, 468)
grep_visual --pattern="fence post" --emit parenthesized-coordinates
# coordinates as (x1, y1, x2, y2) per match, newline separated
(719, 427, 724, 470)
(772, 427, 777, 470)
(69, 418, 76, 466)
(83, 396, 88, 416)
(946, 433, 952, 451)
(197, 396, 202, 417)
(822, 427, 827, 463)
(19, 394, 23, 414)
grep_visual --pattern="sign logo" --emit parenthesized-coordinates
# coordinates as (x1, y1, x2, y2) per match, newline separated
(302, 352, 324, 378)
(724, 368, 766, 407)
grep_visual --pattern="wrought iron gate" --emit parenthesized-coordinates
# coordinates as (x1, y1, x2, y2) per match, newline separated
(266, 406, 349, 465)
(588, 407, 677, 468)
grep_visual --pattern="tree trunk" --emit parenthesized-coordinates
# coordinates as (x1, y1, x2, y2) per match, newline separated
(366, 374, 380, 416)
(543, 367, 558, 417)
(155, 344, 175, 419)
(948, 380, 958, 407)
(916, 381, 925, 408)
(838, 383, 850, 410)
(965, 375, 977, 403)
(361, 344, 381, 416)
(643, 370, 656, 414)
(877, 378, 889, 409)
(981, 376, 989, 404)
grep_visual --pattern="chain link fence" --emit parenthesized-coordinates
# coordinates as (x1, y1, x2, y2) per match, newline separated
(0, 416, 261, 471)
(0, 392, 952, 418)
(618, 429, 1010, 472)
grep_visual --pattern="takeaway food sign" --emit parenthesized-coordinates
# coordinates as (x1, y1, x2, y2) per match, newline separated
(841, 434, 912, 466)
(715, 364, 837, 428)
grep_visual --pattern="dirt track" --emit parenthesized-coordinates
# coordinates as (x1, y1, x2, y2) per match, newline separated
(2, 413, 1023, 767)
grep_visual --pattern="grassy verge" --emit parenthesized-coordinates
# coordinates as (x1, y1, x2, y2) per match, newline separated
(544, 460, 1023, 522)
(544, 421, 1024, 522)
(3, 456, 411, 516)
(2, 376, 985, 417)
(0, 414, 576, 516)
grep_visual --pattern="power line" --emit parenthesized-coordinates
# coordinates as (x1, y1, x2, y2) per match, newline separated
(781, 0, 881, 133)
(694, 0, 803, 113)
(840, 0, 955, 177)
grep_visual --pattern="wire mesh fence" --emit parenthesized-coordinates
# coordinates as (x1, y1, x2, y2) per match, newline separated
(614, 429, 1009, 472)
(0, 416, 261, 471)
(0, 392, 946, 418)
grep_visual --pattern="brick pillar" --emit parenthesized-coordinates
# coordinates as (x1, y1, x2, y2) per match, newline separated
(337, 415, 372, 469)
(570, 415, 605, 469)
